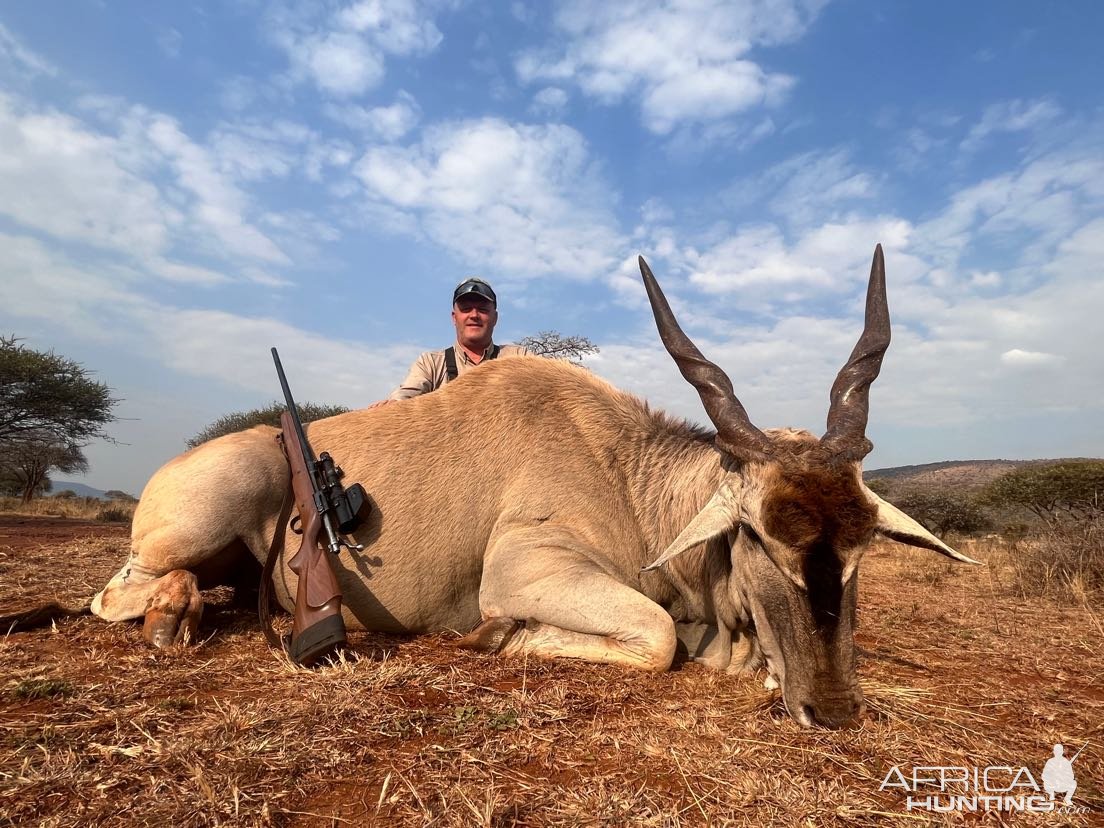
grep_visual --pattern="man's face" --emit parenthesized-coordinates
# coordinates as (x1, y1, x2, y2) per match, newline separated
(452, 296, 498, 347)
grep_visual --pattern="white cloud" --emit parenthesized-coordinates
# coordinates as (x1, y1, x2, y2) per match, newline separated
(268, 0, 447, 98)
(148, 308, 417, 403)
(354, 118, 623, 277)
(914, 145, 1104, 270)
(516, 0, 824, 134)
(642, 61, 793, 135)
(0, 230, 409, 407)
(337, 0, 445, 55)
(324, 91, 421, 140)
(209, 123, 299, 181)
(1000, 349, 1062, 367)
(530, 87, 569, 116)
(148, 259, 229, 286)
(969, 270, 1001, 287)
(727, 148, 879, 228)
(0, 91, 337, 292)
(0, 94, 172, 257)
(301, 30, 386, 97)
(219, 76, 268, 112)
(0, 22, 56, 77)
(685, 217, 910, 303)
(146, 114, 291, 264)
(209, 119, 354, 182)
(0, 233, 152, 340)
(156, 27, 183, 59)
(961, 97, 1063, 152)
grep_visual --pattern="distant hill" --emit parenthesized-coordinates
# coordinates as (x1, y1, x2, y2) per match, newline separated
(864, 458, 1099, 492)
(51, 481, 110, 500)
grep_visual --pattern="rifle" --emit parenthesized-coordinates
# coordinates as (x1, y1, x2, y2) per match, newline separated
(271, 347, 369, 665)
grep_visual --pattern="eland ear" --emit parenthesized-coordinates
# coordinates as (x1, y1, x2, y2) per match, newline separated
(865, 488, 981, 564)
(642, 486, 737, 572)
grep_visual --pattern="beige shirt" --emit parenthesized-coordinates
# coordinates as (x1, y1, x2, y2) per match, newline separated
(388, 342, 530, 401)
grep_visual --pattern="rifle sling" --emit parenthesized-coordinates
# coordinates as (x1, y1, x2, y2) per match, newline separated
(259, 485, 295, 652)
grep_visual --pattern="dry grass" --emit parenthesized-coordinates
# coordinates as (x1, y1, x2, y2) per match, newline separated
(988, 516, 1104, 605)
(1, 526, 1101, 827)
(0, 495, 136, 524)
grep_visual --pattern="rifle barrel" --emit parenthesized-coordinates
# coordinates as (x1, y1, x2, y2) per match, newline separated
(271, 347, 316, 464)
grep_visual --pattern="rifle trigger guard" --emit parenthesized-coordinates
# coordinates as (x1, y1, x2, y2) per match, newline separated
(290, 514, 302, 535)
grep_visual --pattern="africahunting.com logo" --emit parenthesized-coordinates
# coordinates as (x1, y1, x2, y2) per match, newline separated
(880, 743, 1090, 814)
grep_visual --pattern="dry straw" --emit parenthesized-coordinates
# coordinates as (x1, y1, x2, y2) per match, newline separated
(1, 531, 1100, 826)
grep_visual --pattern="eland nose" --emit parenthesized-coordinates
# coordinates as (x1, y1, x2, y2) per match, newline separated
(802, 694, 864, 729)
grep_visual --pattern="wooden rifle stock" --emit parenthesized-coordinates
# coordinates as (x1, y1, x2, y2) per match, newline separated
(280, 411, 347, 665)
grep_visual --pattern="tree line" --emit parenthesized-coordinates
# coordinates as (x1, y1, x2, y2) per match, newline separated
(867, 460, 1104, 534)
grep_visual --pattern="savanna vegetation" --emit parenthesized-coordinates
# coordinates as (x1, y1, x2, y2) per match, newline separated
(186, 401, 352, 449)
(868, 458, 1104, 604)
(0, 336, 118, 504)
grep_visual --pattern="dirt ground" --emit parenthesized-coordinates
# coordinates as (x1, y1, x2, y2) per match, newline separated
(0, 515, 1101, 827)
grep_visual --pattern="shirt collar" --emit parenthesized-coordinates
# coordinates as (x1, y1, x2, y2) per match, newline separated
(455, 340, 496, 364)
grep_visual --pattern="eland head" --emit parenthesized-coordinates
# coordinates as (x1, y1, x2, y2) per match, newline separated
(639, 245, 977, 728)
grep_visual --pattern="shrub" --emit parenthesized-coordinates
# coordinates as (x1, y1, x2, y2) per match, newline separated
(187, 401, 350, 449)
(983, 460, 1104, 522)
(96, 505, 133, 524)
(1003, 512, 1103, 603)
(13, 678, 75, 700)
(1, 494, 135, 520)
(882, 487, 992, 535)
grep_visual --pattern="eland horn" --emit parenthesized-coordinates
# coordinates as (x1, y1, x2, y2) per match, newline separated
(820, 244, 891, 461)
(638, 256, 772, 461)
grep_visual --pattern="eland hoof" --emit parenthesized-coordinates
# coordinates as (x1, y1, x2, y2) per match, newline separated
(142, 570, 202, 648)
(453, 617, 524, 653)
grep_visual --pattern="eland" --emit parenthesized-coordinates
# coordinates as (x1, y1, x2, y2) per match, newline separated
(6, 246, 975, 728)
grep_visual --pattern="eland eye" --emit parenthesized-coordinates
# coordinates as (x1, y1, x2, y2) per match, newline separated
(739, 522, 764, 546)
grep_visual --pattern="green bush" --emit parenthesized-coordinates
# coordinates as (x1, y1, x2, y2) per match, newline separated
(187, 401, 350, 449)
(983, 460, 1104, 522)
(882, 487, 992, 536)
(14, 678, 74, 700)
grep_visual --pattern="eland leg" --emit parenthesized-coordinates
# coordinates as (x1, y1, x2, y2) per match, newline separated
(92, 561, 202, 647)
(91, 526, 275, 648)
(89, 426, 288, 648)
(468, 526, 678, 672)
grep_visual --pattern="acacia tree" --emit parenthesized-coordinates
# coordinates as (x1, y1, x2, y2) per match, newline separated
(881, 487, 992, 535)
(0, 337, 116, 502)
(521, 331, 599, 364)
(103, 489, 138, 502)
(982, 460, 1104, 523)
(3, 433, 90, 503)
(186, 401, 350, 449)
(0, 461, 49, 498)
(0, 336, 117, 446)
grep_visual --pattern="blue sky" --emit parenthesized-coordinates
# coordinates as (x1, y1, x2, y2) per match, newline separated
(1, 1, 1102, 496)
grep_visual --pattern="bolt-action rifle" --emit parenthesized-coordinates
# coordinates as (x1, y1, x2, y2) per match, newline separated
(271, 347, 368, 665)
